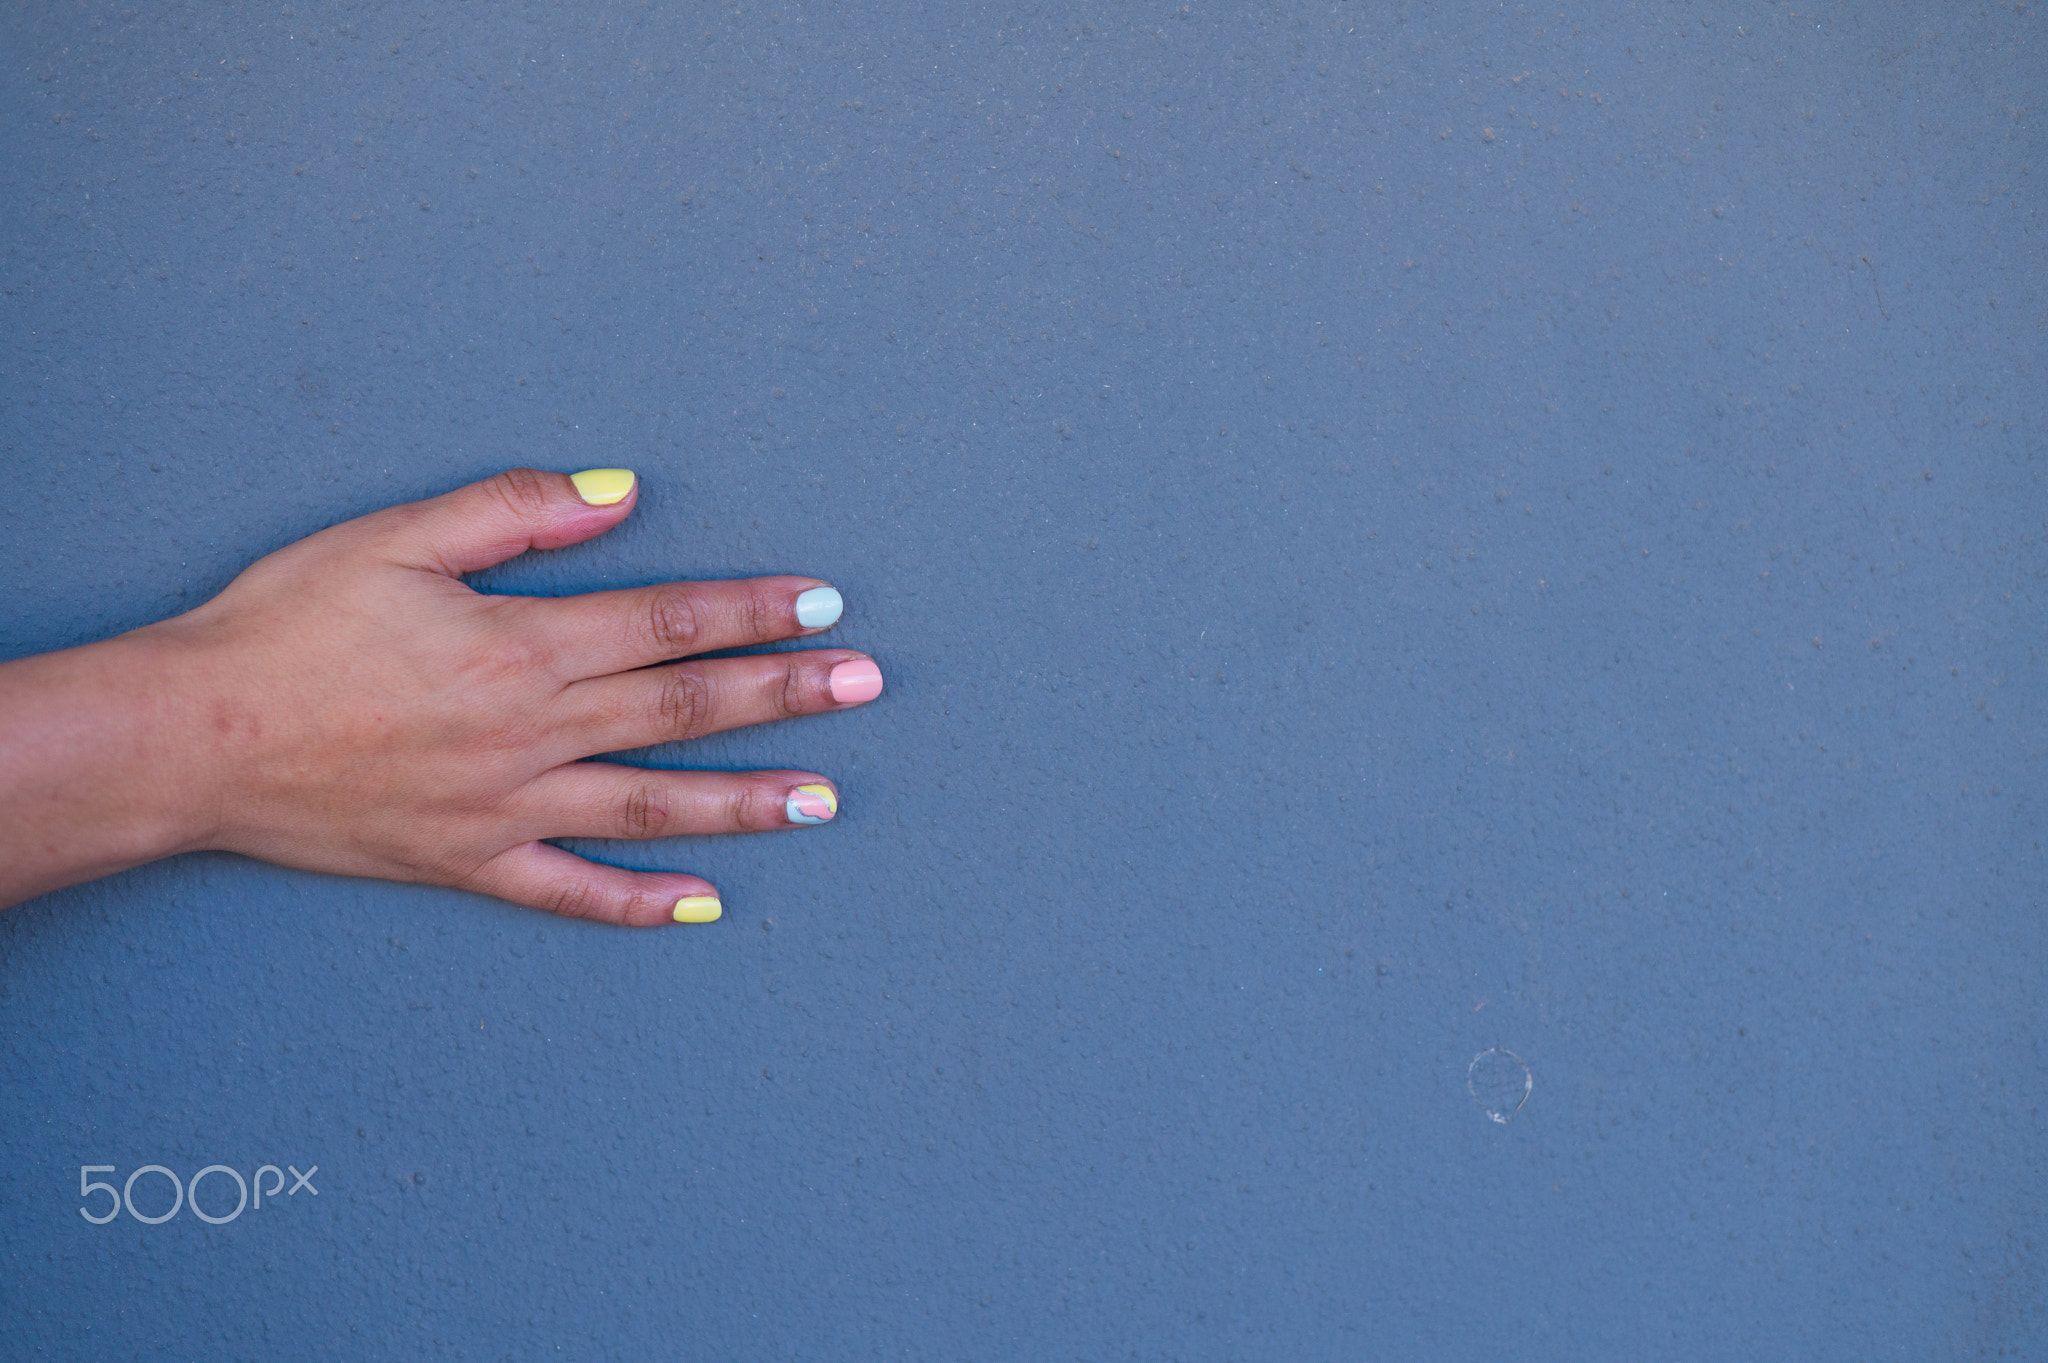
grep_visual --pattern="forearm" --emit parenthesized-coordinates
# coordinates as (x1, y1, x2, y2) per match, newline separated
(0, 628, 221, 908)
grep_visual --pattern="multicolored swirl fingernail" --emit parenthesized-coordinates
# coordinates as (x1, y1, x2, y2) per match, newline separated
(786, 783, 838, 825)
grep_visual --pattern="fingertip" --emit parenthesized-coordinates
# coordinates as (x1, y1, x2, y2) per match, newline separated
(654, 872, 721, 925)
(794, 585, 844, 630)
(526, 471, 637, 553)
(569, 468, 637, 507)
(672, 893, 723, 924)
(785, 781, 839, 825)
(828, 657, 884, 705)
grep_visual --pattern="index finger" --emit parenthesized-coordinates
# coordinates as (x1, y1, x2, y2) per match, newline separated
(512, 576, 846, 679)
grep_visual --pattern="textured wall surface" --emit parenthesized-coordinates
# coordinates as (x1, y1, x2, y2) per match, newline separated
(2, 1, 2041, 1357)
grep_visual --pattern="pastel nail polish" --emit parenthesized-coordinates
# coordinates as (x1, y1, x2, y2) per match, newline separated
(672, 894, 722, 923)
(569, 468, 636, 506)
(794, 586, 843, 629)
(828, 658, 884, 704)
(786, 783, 838, 825)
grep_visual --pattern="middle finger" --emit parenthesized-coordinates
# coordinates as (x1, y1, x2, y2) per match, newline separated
(550, 649, 884, 759)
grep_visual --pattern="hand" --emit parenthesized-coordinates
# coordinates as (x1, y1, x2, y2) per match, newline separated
(0, 468, 883, 923)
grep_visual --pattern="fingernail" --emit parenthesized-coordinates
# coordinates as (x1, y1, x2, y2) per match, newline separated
(786, 783, 838, 825)
(794, 586, 843, 629)
(829, 658, 884, 704)
(672, 894, 722, 924)
(569, 468, 636, 506)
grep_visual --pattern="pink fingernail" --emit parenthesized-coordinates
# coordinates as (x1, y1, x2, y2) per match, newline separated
(829, 658, 884, 704)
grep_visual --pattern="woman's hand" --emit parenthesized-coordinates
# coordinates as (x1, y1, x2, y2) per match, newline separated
(0, 468, 882, 923)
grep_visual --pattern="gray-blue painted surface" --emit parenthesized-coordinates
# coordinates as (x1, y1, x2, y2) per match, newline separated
(2, 1, 2041, 1356)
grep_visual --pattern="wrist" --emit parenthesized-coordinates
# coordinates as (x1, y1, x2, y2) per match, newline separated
(0, 626, 227, 906)
(119, 623, 234, 857)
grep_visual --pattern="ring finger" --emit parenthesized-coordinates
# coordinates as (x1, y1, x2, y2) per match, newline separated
(516, 764, 842, 840)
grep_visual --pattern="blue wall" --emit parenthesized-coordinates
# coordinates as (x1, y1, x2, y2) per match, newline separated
(3, 1, 2041, 1356)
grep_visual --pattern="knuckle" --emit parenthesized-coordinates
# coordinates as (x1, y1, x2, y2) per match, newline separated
(656, 667, 714, 742)
(619, 781, 673, 838)
(545, 879, 611, 923)
(487, 468, 553, 521)
(743, 591, 775, 643)
(372, 501, 429, 541)
(615, 888, 666, 928)
(465, 609, 553, 689)
(730, 783, 768, 830)
(645, 584, 703, 655)
(777, 656, 807, 718)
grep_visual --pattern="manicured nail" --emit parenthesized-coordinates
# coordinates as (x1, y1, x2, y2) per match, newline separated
(786, 783, 838, 825)
(672, 894, 722, 924)
(829, 658, 884, 704)
(569, 468, 636, 506)
(794, 586, 843, 629)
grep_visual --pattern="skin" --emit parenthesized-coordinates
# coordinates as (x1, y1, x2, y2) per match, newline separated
(0, 468, 877, 924)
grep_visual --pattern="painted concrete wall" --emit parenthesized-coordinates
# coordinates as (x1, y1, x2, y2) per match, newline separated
(2, 1, 2041, 1355)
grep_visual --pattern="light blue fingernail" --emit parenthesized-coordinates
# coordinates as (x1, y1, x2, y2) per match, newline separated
(794, 586, 843, 629)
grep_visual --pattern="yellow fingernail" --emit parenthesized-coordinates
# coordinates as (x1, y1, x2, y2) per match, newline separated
(672, 895, 722, 923)
(570, 468, 636, 506)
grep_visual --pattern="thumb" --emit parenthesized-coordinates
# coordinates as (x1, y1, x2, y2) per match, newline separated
(376, 468, 640, 577)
